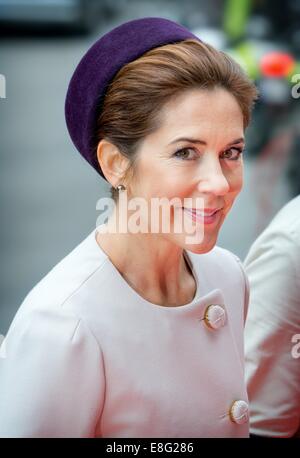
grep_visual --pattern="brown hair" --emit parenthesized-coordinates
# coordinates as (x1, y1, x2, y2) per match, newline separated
(95, 38, 259, 201)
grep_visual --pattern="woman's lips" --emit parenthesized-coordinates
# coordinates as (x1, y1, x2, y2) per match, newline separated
(185, 208, 221, 216)
(182, 207, 222, 224)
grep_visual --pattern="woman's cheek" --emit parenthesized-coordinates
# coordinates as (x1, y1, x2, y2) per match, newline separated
(227, 162, 244, 194)
(154, 179, 187, 200)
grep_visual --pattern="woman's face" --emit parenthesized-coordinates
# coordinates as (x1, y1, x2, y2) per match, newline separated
(126, 87, 245, 254)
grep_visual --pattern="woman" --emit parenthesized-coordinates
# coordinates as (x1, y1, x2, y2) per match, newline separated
(0, 17, 258, 438)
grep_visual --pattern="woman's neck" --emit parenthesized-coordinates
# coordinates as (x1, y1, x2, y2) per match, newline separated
(95, 226, 197, 307)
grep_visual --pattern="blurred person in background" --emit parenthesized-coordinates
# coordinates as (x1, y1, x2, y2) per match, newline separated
(244, 195, 300, 438)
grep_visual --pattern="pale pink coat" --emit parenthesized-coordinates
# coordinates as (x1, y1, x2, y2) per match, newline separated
(0, 227, 249, 437)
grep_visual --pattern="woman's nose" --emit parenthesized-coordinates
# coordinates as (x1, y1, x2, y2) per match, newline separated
(196, 159, 230, 196)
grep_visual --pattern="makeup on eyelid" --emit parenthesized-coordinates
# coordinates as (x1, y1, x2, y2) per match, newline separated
(173, 146, 244, 161)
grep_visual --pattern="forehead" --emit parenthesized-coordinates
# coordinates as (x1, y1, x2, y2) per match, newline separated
(156, 87, 244, 141)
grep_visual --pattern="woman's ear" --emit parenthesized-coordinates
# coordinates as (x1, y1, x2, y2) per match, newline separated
(96, 139, 130, 187)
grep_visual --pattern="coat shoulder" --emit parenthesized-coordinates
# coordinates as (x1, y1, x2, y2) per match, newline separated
(188, 245, 249, 324)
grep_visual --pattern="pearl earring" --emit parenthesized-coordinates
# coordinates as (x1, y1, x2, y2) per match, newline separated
(116, 184, 126, 191)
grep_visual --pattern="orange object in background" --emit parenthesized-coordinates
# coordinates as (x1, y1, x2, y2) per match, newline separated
(260, 51, 295, 78)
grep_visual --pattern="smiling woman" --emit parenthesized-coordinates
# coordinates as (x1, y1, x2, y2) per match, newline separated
(95, 84, 250, 258)
(96, 38, 257, 204)
(0, 17, 258, 438)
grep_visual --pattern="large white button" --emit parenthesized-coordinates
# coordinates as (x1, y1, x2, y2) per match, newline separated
(229, 400, 249, 425)
(204, 304, 226, 330)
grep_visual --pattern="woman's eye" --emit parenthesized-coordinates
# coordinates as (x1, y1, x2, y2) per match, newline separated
(173, 147, 197, 160)
(222, 147, 244, 160)
(173, 146, 244, 161)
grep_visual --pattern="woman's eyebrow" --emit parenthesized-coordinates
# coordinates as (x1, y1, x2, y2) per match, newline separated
(168, 137, 245, 146)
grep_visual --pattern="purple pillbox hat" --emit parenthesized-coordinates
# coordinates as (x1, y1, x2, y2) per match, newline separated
(64, 17, 200, 179)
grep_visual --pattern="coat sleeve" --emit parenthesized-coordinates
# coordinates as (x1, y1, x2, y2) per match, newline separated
(243, 229, 300, 438)
(0, 307, 105, 438)
(232, 254, 250, 326)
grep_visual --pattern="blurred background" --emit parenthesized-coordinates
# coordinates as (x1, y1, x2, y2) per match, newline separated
(0, 0, 299, 334)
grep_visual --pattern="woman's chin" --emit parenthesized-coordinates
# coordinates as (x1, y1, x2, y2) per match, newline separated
(173, 231, 219, 254)
(185, 238, 217, 254)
